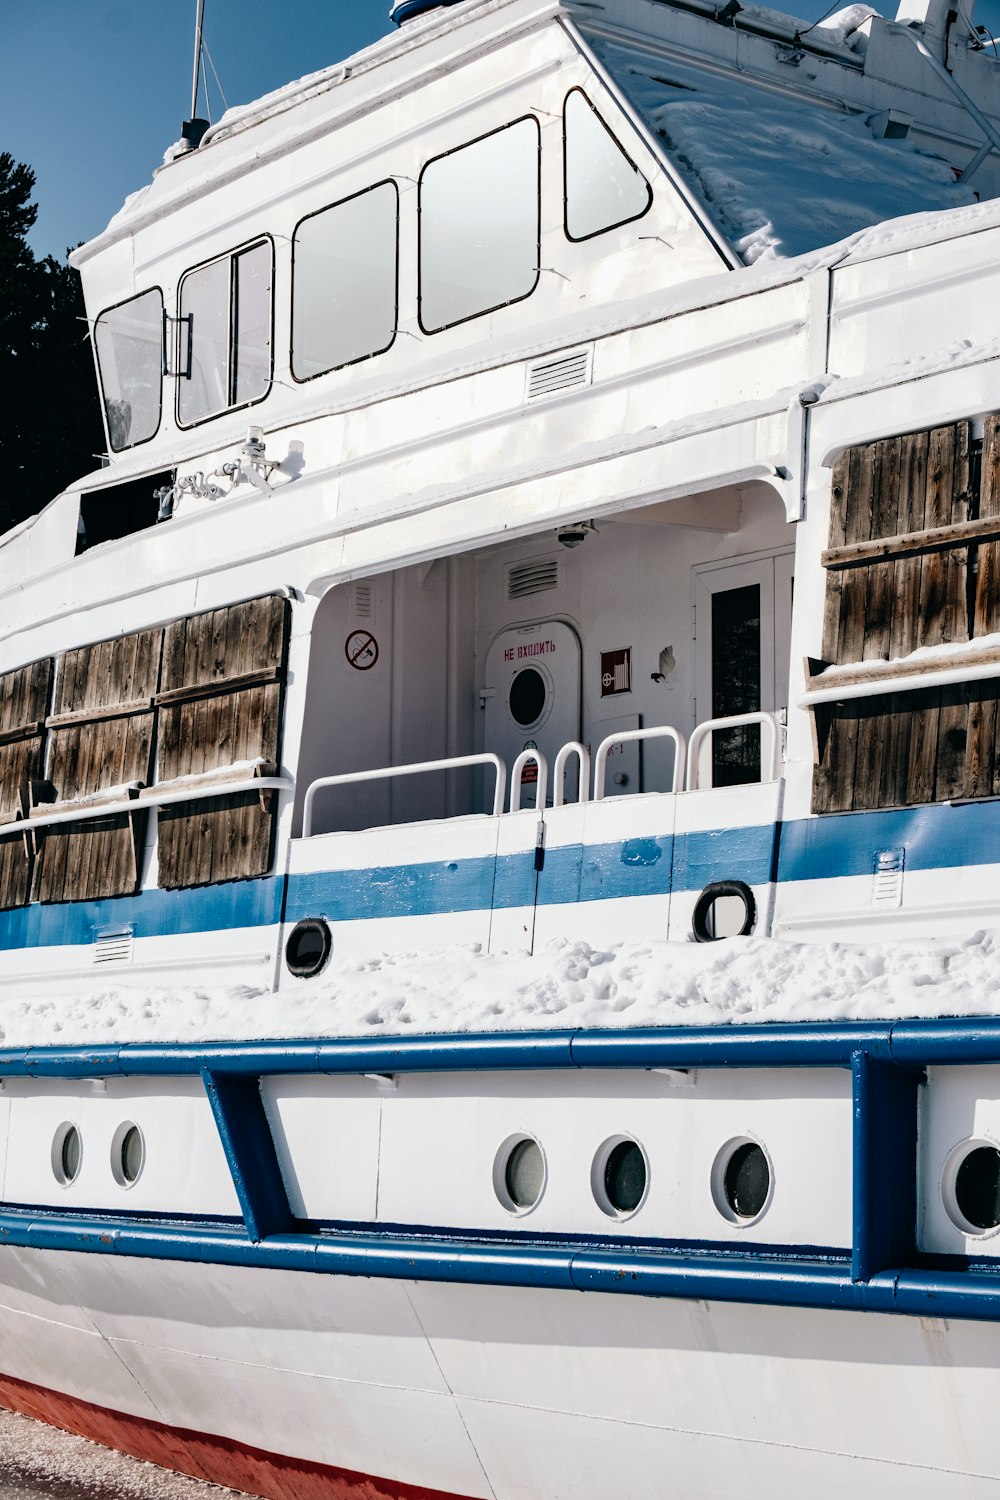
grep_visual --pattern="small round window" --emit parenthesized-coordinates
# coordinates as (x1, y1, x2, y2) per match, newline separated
(943, 1139, 1000, 1235)
(509, 668, 547, 728)
(592, 1136, 648, 1218)
(51, 1122, 82, 1186)
(285, 918, 332, 978)
(494, 1134, 545, 1215)
(111, 1122, 145, 1188)
(712, 1137, 773, 1225)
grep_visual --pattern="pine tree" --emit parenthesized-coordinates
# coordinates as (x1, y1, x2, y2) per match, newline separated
(0, 152, 104, 536)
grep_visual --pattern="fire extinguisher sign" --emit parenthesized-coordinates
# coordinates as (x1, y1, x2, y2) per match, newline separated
(601, 648, 631, 697)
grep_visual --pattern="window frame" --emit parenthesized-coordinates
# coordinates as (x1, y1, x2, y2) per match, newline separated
(290, 179, 400, 384)
(175, 235, 275, 431)
(417, 114, 542, 337)
(93, 286, 165, 453)
(562, 86, 653, 244)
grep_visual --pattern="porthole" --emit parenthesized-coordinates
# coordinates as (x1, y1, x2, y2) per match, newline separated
(692, 880, 756, 943)
(285, 918, 332, 978)
(509, 668, 547, 728)
(493, 1134, 546, 1215)
(942, 1138, 1000, 1235)
(592, 1135, 649, 1218)
(111, 1122, 145, 1188)
(712, 1136, 773, 1225)
(51, 1122, 82, 1187)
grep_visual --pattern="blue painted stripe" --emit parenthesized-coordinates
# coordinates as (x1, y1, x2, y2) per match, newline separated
(4, 1204, 1000, 1319)
(0, 877, 284, 952)
(7, 796, 1000, 954)
(3, 1018, 1000, 1079)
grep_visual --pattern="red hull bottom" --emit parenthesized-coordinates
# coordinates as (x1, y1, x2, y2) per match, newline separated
(0, 1372, 467, 1500)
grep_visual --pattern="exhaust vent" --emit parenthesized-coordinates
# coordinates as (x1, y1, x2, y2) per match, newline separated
(93, 929, 134, 966)
(506, 557, 560, 601)
(526, 347, 593, 403)
(352, 581, 374, 620)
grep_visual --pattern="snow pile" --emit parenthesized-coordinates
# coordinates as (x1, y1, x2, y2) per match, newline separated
(811, 4, 879, 48)
(594, 37, 974, 262)
(4, 930, 1000, 1048)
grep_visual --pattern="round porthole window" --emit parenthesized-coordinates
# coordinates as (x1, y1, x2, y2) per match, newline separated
(943, 1139, 1000, 1235)
(712, 1136, 773, 1225)
(692, 880, 757, 943)
(592, 1135, 649, 1218)
(509, 668, 547, 729)
(285, 918, 332, 978)
(494, 1134, 546, 1215)
(51, 1122, 82, 1187)
(111, 1122, 145, 1188)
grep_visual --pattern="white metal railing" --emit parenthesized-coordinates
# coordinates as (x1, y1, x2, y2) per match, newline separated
(509, 749, 548, 812)
(302, 754, 506, 838)
(593, 726, 686, 800)
(0, 775, 292, 837)
(685, 712, 782, 791)
(552, 741, 591, 808)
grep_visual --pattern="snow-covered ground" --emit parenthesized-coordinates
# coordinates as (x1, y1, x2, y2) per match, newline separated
(3, 930, 1000, 1048)
(0, 1407, 228, 1500)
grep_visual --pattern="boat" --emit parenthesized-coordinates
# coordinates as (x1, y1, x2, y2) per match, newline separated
(4, 0, 1000, 1493)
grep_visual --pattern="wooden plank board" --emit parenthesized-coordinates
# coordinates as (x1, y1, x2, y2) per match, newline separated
(919, 423, 970, 649)
(975, 414, 1000, 637)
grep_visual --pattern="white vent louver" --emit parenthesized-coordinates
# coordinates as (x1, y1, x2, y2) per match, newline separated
(525, 347, 592, 402)
(352, 581, 374, 620)
(93, 929, 134, 966)
(506, 558, 560, 601)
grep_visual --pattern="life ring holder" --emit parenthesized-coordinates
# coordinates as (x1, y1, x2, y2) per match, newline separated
(691, 880, 756, 943)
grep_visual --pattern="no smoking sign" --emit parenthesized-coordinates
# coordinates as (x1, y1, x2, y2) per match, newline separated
(345, 630, 379, 671)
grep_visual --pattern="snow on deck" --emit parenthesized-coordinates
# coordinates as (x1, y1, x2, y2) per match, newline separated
(593, 32, 976, 262)
(3, 931, 1000, 1048)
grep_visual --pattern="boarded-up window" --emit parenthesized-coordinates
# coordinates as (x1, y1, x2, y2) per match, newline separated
(155, 594, 289, 888)
(0, 659, 53, 909)
(33, 630, 162, 903)
(811, 417, 1000, 812)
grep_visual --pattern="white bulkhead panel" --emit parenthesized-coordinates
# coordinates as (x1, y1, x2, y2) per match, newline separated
(919, 1065, 1000, 1257)
(1, 1079, 239, 1218)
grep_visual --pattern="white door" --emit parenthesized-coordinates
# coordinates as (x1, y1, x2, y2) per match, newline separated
(693, 551, 793, 788)
(482, 621, 581, 807)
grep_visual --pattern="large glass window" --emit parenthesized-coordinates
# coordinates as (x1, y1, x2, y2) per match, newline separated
(177, 239, 272, 426)
(419, 117, 540, 334)
(292, 181, 398, 380)
(93, 289, 164, 451)
(564, 89, 652, 242)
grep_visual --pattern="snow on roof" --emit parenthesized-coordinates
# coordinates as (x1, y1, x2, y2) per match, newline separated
(591, 29, 977, 262)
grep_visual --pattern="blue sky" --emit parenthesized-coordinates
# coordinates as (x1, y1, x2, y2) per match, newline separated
(1, 1, 394, 260)
(4, 0, 1000, 261)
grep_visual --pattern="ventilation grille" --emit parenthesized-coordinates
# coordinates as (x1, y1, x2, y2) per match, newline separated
(506, 557, 560, 601)
(526, 347, 592, 402)
(352, 581, 374, 620)
(93, 929, 134, 966)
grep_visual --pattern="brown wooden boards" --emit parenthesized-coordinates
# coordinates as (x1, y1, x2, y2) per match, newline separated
(0, 658, 52, 909)
(813, 418, 989, 813)
(34, 630, 162, 904)
(156, 595, 289, 889)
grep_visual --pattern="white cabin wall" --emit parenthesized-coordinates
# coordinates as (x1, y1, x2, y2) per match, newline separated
(475, 483, 792, 794)
(295, 555, 478, 835)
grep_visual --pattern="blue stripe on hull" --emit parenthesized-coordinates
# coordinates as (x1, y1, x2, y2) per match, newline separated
(5, 797, 1000, 951)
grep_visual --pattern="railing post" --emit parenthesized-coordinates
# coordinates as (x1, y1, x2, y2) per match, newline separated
(851, 1050, 923, 1284)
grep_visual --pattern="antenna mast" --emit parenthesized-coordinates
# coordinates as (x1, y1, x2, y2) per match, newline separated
(191, 0, 206, 119)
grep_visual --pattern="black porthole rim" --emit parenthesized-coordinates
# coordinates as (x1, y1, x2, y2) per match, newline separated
(285, 917, 333, 978)
(691, 879, 757, 943)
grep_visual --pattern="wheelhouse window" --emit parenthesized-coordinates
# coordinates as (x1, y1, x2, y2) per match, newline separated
(177, 239, 272, 426)
(292, 181, 398, 380)
(93, 288, 163, 451)
(564, 89, 652, 241)
(419, 117, 540, 334)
